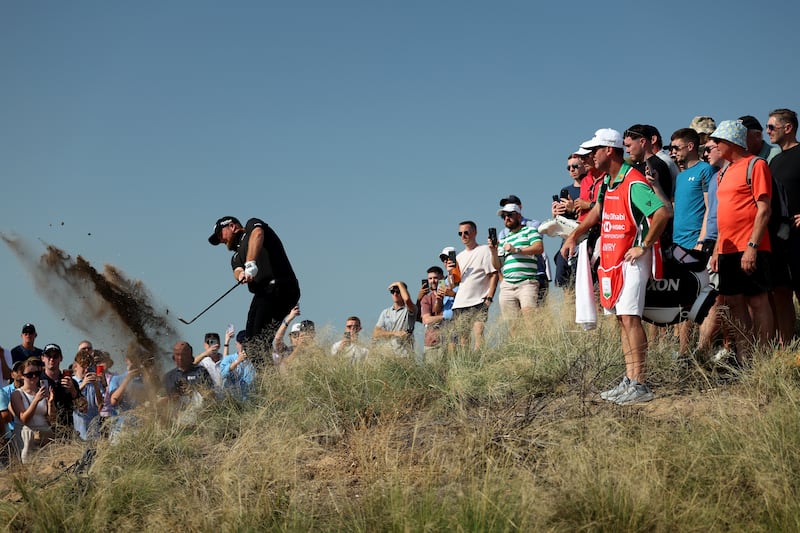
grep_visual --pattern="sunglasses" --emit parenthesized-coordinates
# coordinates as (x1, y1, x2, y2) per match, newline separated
(766, 123, 783, 132)
(23, 371, 42, 379)
(389, 288, 400, 295)
(669, 144, 687, 152)
(566, 164, 581, 170)
(458, 231, 470, 237)
(624, 129, 646, 140)
(501, 212, 517, 219)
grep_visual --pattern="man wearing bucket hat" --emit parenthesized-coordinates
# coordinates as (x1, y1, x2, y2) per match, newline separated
(561, 128, 672, 405)
(709, 120, 774, 361)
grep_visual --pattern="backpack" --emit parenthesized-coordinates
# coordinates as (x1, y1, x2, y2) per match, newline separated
(722, 157, 791, 242)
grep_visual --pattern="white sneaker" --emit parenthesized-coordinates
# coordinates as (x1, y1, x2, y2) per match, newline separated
(712, 347, 734, 363)
(600, 376, 631, 401)
(614, 380, 655, 405)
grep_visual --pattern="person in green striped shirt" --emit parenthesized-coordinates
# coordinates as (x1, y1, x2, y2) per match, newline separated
(490, 203, 544, 328)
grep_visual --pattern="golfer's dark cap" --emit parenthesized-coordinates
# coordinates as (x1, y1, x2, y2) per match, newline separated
(21, 323, 36, 334)
(208, 216, 242, 245)
(499, 195, 522, 207)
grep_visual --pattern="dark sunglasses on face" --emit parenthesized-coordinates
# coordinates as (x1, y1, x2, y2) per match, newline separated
(501, 212, 517, 219)
(389, 288, 400, 295)
(566, 164, 581, 170)
(23, 371, 42, 379)
(458, 231, 470, 237)
(766, 123, 782, 132)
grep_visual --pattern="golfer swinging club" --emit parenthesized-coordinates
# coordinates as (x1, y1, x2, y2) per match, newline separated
(208, 216, 300, 362)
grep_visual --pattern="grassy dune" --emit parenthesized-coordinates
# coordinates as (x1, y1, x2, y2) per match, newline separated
(2, 296, 800, 531)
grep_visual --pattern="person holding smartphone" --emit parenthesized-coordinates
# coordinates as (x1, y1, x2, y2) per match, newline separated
(551, 157, 586, 288)
(498, 195, 551, 304)
(491, 204, 544, 332)
(10, 358, 54, 463)
(451, 221, 498, 351)
(331, 317, 368, 362)
(40, 343, 79, 439)
(418, 265, 451, 362)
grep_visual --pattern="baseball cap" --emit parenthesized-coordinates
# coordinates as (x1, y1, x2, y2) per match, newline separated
(439, 246, 456, 261)
(208, 216, 242, 245)
(738, 115, 763, 131)
(21, 323, 36, 334)
(235, 330, 247, 344)
(290, 320, 315, 334)
(42, 343, 62, 356)
(499, 194, 522, 207)
(580, 128, 624, 150)
(710, 120, 748, 150)
(575, 147, 591, 156)
(497, 203, 522, 216)
(690, 116, 717, 135)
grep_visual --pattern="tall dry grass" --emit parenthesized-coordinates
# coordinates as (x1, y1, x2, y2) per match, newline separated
(2, 293, 800, 531)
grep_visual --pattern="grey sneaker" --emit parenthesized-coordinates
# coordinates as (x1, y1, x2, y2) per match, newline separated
(614, 380, 654, 405)
(600, 376, 631, 401)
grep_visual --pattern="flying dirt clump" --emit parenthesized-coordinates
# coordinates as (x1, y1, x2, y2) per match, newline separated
(2, 234, 178, 369)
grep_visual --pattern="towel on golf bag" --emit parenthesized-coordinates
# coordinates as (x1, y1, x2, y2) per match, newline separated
(642, 244, 717, 326)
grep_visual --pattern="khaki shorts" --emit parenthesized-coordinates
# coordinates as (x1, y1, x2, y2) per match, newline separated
(499, 278, 539, 316)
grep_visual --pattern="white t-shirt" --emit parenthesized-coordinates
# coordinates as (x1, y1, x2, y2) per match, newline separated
(198, 357, 223, 391)
(452, 245, 497, 309)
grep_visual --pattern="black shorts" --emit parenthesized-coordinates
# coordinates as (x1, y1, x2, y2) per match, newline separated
(786, 231, 800, 292)
(770, 239, 792, 288)
(452, 302, 490, 323)
(717, 251, 771, 296)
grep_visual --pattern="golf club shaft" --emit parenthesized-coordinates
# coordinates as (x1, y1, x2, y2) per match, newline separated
(178, 282, 242, 325)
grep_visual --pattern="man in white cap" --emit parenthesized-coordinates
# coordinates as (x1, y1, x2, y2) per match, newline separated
(562, 128, 672, 405)
(709, 119, 774, 361)
(491, 203, 544, 330)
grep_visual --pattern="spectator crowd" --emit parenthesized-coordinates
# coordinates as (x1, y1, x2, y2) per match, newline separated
(3, 109, 799, 464)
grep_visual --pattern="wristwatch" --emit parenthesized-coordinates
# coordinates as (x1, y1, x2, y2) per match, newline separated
(747, 241, 759, 249)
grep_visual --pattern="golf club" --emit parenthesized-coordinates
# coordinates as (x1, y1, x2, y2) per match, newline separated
(178, 282, 242, 325)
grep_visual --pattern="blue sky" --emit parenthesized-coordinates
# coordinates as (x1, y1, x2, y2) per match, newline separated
(2, 1, 798, 360)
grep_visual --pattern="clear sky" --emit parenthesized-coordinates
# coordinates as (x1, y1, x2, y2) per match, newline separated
(2, 1, 798, 361)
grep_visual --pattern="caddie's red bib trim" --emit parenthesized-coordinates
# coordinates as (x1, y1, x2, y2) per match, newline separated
(597, 164, 661, 309)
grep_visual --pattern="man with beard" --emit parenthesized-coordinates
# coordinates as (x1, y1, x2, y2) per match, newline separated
(208, 216, 300, 361)
(491, 203, 544, 329)
(562, 129, 671, 405)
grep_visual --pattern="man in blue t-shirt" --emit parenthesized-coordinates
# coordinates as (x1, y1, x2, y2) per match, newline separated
(670, 128, 713, 251)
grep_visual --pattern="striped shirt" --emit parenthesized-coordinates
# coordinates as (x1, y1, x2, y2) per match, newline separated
(498, 226, 542, 283)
